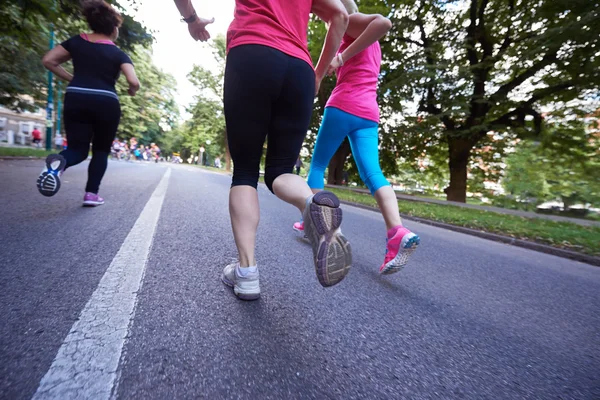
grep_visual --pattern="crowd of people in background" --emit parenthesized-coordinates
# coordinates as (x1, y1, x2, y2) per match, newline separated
(109, 137, 224, 168)
(111, 137, 161, 162)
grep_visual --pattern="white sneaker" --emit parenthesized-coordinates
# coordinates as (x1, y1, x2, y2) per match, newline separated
(221, 263, 260, 301)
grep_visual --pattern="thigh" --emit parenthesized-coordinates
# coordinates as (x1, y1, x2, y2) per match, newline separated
(265, 56, 315, 172)
(224, 45, 285, 170)
(91, 97, 120, 152)
(63, 93, 94, 151)
(310, 107, 352, 169)
(348, 122, 381, 179)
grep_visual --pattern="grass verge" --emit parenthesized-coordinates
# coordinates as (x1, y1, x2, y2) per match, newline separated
(327, 187, 600, 257)
(0, 147, 53, 158)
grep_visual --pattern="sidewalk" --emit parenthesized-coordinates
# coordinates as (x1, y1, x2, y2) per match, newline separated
(326, 184, 600, 228)
(0, 142, 37, 149)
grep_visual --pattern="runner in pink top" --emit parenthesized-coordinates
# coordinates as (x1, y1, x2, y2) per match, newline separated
(173, 0, 353, 300)
(326, 33, 381, 123)
(297, 0, 420, 275)
(226, 0, 313, 68)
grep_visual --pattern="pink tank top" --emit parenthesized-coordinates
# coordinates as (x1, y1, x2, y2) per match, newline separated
(326, 34, 381, 123)
(227, 0, 313, 67)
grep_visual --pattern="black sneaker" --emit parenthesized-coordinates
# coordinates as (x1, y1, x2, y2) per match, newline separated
(37, 154, 66, 197)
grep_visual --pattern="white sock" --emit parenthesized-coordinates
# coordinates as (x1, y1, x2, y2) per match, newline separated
(237, 265, 258, 276)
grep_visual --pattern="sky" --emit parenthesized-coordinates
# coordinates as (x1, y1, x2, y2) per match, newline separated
(126, 1, 235, 118)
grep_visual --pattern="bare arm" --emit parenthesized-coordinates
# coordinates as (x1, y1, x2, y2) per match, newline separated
(173, 0, 214, 42)
(173, 0, 195, 19)
(42, 45, 73, 82)
(341, 13, 391, 63)
(121, 63, 140, 96)
(311, 0, 349, 92)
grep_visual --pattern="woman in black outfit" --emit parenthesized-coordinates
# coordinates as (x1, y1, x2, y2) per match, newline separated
(38, 0, 140, 206)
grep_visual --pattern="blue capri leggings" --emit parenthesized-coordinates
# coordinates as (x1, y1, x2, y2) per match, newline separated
(307, 107, 389, 195)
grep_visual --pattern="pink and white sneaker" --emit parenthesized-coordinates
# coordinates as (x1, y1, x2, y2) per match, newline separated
(293, 219, 309, 239)
(379, 226, 420, 275)
(293, 220, 304, 232)
(83, 192, 105, 207)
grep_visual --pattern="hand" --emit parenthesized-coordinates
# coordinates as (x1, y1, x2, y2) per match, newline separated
(128, 86, 137, 96)
(327, 55, 342, 76)
(188, 17, 215, 42)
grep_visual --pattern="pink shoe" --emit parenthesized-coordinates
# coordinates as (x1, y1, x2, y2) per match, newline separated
(379, 226, 420, 275)
(83, 192, 105, 207)
(293, 220, 304, 232)
(293, 220, 309, 239)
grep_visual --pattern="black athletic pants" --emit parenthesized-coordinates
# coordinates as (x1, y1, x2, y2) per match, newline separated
(224, 44, 315, 192)
(61, 92, 121, 194)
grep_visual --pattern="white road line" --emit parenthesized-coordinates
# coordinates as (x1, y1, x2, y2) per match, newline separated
(33, 168, 172, 400)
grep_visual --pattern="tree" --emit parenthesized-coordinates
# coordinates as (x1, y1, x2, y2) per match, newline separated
(502, 141, 548, 205)
(503, 121, 600, 209)
(378, 0, 600, 202)
(174, 34, 228, 167)
(0, 0, 151, 111)
(116, 46, 179, 145)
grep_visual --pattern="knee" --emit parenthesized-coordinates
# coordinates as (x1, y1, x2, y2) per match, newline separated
(310, 157, 328, 171)
(363, 171, 389, 195)
(264, 171, 277, 193)
(72, 148, 90, 163)
(232, 168, 259, 190)
(92, 150, 109, 157)
(264, 166, 289, 193)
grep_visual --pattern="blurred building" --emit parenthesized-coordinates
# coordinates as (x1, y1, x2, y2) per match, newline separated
(0, 102, 46, 145)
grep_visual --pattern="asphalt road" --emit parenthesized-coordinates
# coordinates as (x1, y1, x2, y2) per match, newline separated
(1, 159, 598, 399)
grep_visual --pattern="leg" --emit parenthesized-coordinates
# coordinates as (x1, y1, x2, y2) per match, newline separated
(87, 97, 120, 194)
(60, 94, 93, 168)
(265, 56, 316, 212)
(306, 107, 351, 191)
(268, 59, 351, 288)
(349, 122, 419, 274)
(229, 186, 260, 267)
(348, 125, 402, 230)
(36, 94, 91, 197)
(85, 152, 109, 194)
(224, 45, 283, 268)
(374, 187, 403, 230)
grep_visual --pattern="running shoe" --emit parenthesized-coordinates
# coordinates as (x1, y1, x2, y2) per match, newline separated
(379, 226, 420, 275)
(293, 219, 309, 239)
(83, 192, 105, 207)
(37, 154, 66, 197)
(293, 220, 304, 233)
(221, 263, 260, 301)
(302, 191, 352, 287)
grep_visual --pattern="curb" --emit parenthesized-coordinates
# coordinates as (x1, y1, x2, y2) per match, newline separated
(326, 184, 600, 228)
(339, 199, 600, 267)
(0, 156, 46, 160)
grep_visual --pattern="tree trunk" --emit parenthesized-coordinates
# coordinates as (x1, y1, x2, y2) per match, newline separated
(327, 138, 351, 185)
(446, 136, 474, 203)
(561, 195, 575, 211)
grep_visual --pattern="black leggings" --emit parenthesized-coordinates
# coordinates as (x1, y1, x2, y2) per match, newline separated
(224, 44, 315, 192)
(61, 92, 121, 194)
